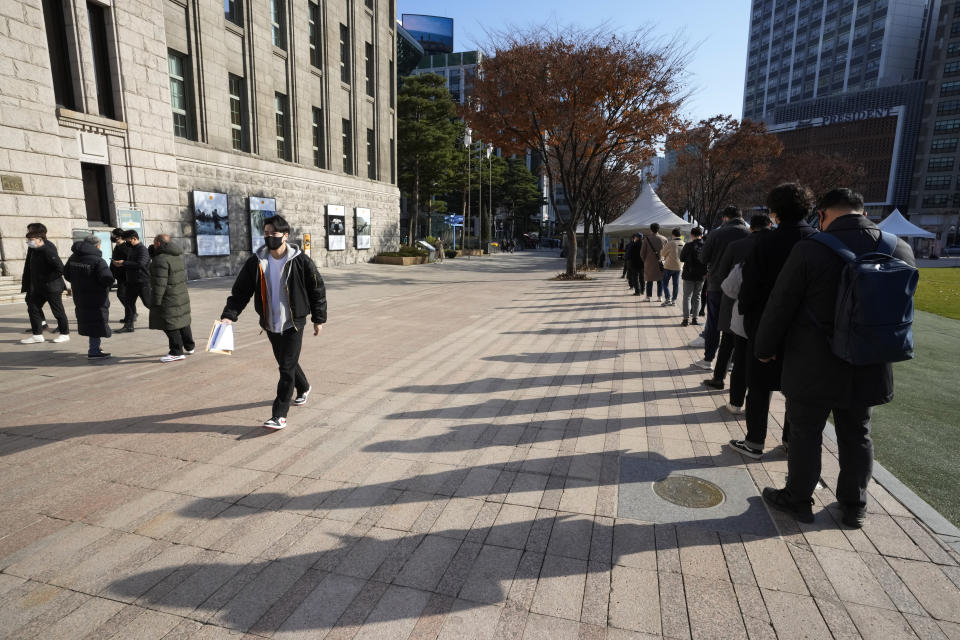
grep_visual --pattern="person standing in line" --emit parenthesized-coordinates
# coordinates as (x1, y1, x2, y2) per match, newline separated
(659, 228, 683, 307)
(116, 230, 150, 332)
(639, 223, 667, 302)
(679, 227, 706, 327)
(624, 233, 643, 295)
(64, 235, 114, 359)
(220, 215, 327, 430)
(21, 223, 50, 334)
(149, 234, 195, 363)
(20, 228, 70, 345)
(694, 205, 749, 370)
(729, 183, 817, 459)
(755, 188, 915, 527)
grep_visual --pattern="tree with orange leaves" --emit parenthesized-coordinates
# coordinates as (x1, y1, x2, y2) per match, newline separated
(465, 26, 686, 275)
(658, 116, 782, 231)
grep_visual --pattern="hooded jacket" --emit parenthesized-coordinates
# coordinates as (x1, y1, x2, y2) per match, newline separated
(22, 240, 66, 295)
(679, 238, 707, 281)
(149, 240, 192, 331)
(64, 241, 114, 337)
(221, 243, 327, 330)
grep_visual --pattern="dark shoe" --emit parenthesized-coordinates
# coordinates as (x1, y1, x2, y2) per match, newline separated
(762, 487, 814, 523)
(680, 318, 689, 327)
(87, 351, 111, 360)
(115, 326, 135, 333)
(293, 387, 312, 406)
(841, 505, 867, 529)
(728, 439, 763, 459)
(263, 417, 287, 430)
(702, 378, 724, 390)
(691, 317, 699, 325)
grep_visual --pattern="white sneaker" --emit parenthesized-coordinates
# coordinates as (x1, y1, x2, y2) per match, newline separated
(160, 354, 186, 362)
(644, 297, 652, 302)
(52, 334, 70, 343)
(688, 336, 705, 348)
(263, 417, 287, 430)
(184, 349, 195, 355)
(725, 403, 745, 414)
(693, 359, 713, 370)
(20, 335, 44, 344)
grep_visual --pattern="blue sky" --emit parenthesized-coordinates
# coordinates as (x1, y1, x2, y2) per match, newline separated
(397, 0, 751, 124)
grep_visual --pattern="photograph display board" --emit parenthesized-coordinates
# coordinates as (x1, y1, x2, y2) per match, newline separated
(249, 197, 277, 253)
(193, 191, 230, 256)
(355, 208, 371, 249)
(327, 205, 346, 251)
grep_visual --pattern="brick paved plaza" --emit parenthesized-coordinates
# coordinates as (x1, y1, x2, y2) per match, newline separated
(1, 252, 959, 639)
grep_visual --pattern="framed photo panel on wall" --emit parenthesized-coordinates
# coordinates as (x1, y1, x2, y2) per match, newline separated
(326, 204, 346, 251)
(193, 191, 230, 256)
(355, 208, 371, 249)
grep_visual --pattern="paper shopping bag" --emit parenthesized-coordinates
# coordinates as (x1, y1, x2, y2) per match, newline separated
(206, 320, 235, 355)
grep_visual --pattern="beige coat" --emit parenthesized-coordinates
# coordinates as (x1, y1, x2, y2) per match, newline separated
(661, 237, 683, 271)
(638, 233, 667, 282)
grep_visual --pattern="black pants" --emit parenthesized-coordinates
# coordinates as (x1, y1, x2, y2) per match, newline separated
(703, 291, 723, 361)
(266, 321, 310, 419)
(27, 290, 69, 335)
(164, 325, 195, 356)
(644, 280, 663, 297)
(627, 267, 641, 293)
(116, 281, 129, 322)
(784, 398, 873, 509)
(724, 335, 747, 407)
(711, 332, 736, 383)
(122, 283, 150, 328)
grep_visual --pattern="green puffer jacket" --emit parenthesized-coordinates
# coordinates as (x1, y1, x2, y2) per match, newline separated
(149, 240, 192, 331)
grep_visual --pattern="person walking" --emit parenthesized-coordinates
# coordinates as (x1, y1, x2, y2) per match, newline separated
(435, 237, 445, 264)
(20, 228, 70, 345)
(220, 215, 327, 430)
(659, 228, 683, 306)
(679, 227, 706, 327)
(694, 205, 749, 370)
(116, 230, 150, 332)
(63, 236, 114, 359)
(639, 223, 667, 301)
(755, 188, 916, 527)
(149, 234, 194, 363)
(729, 183, 817, 459)
(21, 223, 50, 334)
(624, 234, 643, 295)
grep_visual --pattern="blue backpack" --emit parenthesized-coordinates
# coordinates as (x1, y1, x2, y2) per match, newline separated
(809, 231, 918, 366)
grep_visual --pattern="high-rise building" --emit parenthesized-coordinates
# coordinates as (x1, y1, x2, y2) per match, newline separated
(910, 0, 960, 252)
(743, 0, 930, 122)
(412, 51, 482, 104)
(0, 0, 400, 281)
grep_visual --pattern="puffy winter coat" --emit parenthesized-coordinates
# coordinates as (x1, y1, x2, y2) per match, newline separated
(701, 218, 749, 291)
(149, 240, 192, 331)
(661, 237, 683, 271)
(23, 240, 66, 295)
(64, 241, 114, 337)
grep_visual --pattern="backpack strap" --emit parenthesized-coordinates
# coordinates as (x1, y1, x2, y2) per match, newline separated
(876, 231, 898, 256)
(809, 231, 857, 262)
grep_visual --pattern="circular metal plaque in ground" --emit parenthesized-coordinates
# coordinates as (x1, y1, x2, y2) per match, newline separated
(652, 475, 725, 508)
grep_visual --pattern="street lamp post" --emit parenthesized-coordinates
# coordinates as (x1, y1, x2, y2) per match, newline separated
(487, 144, 493, 247)
(464, 128, 472, 252)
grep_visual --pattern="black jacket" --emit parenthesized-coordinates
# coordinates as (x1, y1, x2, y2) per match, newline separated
(712, 231, 765, 333)
(701, 218, 750, 291)
(124, 242, 151, 285)
(22, 240, 66, 295)
(64, 242, 114, 338)
(755, 214, 916, 409)
(111, 241, 129, 283)
(221, 243, 327, 330)
(625, 240, 643, 270)
(679, 238, 707, 281)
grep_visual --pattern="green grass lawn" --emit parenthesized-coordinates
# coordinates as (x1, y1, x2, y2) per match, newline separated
(916, 267, 960, 320)
(871, 310, 960, 526)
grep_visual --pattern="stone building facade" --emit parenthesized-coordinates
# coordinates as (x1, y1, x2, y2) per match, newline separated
(0, 0, 400, 281)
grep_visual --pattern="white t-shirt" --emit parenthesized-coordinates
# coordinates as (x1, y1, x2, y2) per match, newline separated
(267, 253, 291, 333)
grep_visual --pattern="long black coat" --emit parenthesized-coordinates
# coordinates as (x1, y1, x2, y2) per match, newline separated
(22, 240, 66, 295)
(711, 231, 765, 333)
(124, 242, 151, 285)
(64, 242, 114, 338)
(701, 218, 749, 291)
(149, 241, 192, 331)
(755, 214, 916, 409)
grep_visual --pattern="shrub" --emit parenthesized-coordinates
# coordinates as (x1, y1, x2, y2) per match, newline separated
(377, 245, 428, 258)
(445, 250, 457, 259)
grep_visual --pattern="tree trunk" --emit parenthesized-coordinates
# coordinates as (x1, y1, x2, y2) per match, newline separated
(583, 221, 591, 268)
(409, 163, 420, 245)
(565, 227, 577, 276)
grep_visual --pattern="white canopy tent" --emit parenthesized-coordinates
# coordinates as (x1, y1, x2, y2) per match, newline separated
(604, 183, 692, 235)
(877, 209, 935, 238)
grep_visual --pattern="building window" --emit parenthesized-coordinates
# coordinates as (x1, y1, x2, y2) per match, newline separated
(938, 101, 960, 116)
(389, 59, 394, 107)
(87, 2, 117, 119)
(931, 137, 958, 153)
(312, 106, 325, 168)
(922, 194, 949, 207)
(41, 0, 79, 110)
(928, 157, 955, 172)
(365, 0, 373, 9)
(942, 81, 960, 97)
(168, 50, 192, 139)
(275, 92, 290, 160)
(952, 22, 960, 37)
(366, 128, 376, 179)
(225, 0, 242, 26)
(934, 118, 960, 133)
(271, 0, 285, 49)
(924, 175, 952, 190)
(340, 24, 351, 84)
(81, 163, 110, 224)
(948, 42, 960, 58)
(308, 1, 322, 68)
(365, 42, 375, 97)
(228, 74, 247, 151)
(947, 61, 960, 77)
(342, 118, 353, 173)
(390, 136, 395, 184)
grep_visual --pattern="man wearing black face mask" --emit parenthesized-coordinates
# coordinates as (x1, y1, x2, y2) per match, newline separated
(220, 215, 327, 430)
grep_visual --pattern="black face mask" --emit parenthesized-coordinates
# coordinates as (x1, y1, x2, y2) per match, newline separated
(264, 236, 284, 251)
